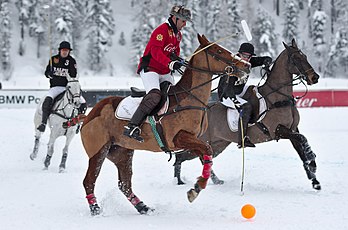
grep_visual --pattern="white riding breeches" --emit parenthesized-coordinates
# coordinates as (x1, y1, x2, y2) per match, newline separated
(221, 84, 250, 108)
(140, 70, 174, 93)
(46, 86, 86, 103)
(47, 86, 66, 99)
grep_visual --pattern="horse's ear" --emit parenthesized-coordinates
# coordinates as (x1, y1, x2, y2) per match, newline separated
(198, 33, 209, 46)
(283, 41, 289, 49)
(291, 38, 298, 49)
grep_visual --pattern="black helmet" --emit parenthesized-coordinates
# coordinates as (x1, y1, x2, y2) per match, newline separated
(170, 5, 192, 22)
(58, 41, 72, 50)
(238, 43, 255, 55)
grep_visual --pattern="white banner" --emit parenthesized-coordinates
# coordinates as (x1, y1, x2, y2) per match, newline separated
(0, 90, 47, 108)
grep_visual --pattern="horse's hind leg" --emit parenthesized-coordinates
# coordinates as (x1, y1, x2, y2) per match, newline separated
(30, 131, 42, 160)
(83, 143, 110, 216)
(276, 125, 321, 190)
(173, 150, 197, 185)
(107, 145, 153, 214)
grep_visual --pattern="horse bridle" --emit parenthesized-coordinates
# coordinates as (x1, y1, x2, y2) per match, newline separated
(287, 48, 315, 83)
(53, 80, 81, 120)
(65, 80, 81, 104)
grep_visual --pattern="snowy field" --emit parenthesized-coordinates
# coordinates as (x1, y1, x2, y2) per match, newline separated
(1, 107, 347, 230)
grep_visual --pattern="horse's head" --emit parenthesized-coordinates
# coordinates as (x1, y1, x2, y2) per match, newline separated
(66, 74, 81, 107)
(282, 39, 319, 85)
(196, 34, 251, 78)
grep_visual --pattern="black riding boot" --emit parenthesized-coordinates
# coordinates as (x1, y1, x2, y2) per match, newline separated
(237, 103, 255, 148)
(123, 106, 148, 143)
(123, 89, 162, 143)
(37, 97, 53, 132)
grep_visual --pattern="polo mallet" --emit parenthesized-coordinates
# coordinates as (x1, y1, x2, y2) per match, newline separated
(43, 5, 52, 74)
(239, 20, 252, 196)
(185, 20, 253, 61)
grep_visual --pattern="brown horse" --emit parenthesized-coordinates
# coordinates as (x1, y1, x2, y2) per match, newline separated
(173, 39, 321, 191)
(80, 34, 251, 215)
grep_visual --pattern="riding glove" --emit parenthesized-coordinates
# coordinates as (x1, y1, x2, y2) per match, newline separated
(169, 61, 183, 71)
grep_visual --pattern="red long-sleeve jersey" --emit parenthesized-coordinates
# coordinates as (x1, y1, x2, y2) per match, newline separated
(137, 21, 182, 75)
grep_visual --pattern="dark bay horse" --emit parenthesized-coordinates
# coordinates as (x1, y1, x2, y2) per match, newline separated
(80, 34, 251, 215)
(173, 39, 321, 191)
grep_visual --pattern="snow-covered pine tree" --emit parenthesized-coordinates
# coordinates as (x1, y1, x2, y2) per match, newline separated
(324, 0, 348, 77)
(282, 0, 299, 43)
(214, 0, 235, 50)
(85, 0, 115, 72)
(312, 6, 327, 72)
(254, 7, 278, 57)
(205, 1, 220, 42)
(119, 31, 126, 46)
(227, 0, 242, 50)
(130, 0, 158, 68)
(180, 0, 199, 58)
(15, 0, 31, 55)
(0, 0, 13, 80)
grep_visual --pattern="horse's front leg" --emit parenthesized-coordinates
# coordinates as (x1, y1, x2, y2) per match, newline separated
(173, 150, 198, 185)
(276, 125, 321, 190)
(44, 132, 58, 169)
(83, 143, 110, 216)
(173, 130, 213, 203)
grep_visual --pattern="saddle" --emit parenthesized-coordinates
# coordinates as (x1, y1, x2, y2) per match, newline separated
(115, 81, 172, 121)
(223, 86, 267, 132)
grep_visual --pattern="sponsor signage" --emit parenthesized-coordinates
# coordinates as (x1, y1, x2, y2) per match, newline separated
(0, 90, 46, 108)
(293, 90, 348, 108)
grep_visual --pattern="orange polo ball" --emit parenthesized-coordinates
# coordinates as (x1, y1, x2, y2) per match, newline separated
(241, 204, 256, 219)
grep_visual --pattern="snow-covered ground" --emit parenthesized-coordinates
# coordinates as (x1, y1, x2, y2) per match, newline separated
(1, 107, 347, 230)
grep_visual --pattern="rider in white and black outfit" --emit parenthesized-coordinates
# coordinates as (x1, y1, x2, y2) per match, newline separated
(37, 41, 87, 132)
(218, 42, 272, 148)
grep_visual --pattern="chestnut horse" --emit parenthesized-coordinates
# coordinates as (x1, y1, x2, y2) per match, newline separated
(173, 39, 321, 191)
(80, 34, 251, 215)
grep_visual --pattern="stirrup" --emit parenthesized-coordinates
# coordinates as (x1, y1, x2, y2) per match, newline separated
(238, 136, 255, 148)
(123, 125, 144, 143)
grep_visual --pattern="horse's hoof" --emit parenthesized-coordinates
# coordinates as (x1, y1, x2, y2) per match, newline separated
(187, 188, 198, 203)
(89, 203, 101, 216)
(312, 179, 321, 190)
(59, 167, 65, 173)
(177, 179, 185, 185)
(43, 167, 48, 171)
(212, 179, 224, 185)
(135, 202, 154, 214)
(29, 154, 36, 160)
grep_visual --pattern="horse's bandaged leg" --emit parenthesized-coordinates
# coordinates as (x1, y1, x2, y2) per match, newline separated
(201, 155, 213, 179)
(86, 193, 97, 205)
(127, 192, 141, 206)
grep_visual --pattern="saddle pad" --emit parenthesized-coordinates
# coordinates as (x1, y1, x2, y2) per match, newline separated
(226, 87, 267, 132)
(115, 96, 169, 122)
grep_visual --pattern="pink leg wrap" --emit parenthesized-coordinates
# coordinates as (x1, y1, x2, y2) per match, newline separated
(201, 155, 213, 179)
(86, 193, 97, 205)
(127, 193, 141, 206)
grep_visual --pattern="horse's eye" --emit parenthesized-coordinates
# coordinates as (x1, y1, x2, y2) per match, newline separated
(217, 49, 222, 54)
